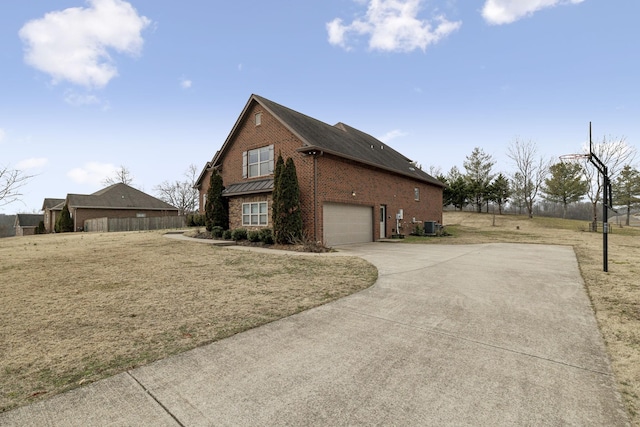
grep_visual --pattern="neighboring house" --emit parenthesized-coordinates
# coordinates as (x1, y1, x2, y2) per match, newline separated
(196, 94, 444, 246)
(0, 214, 17, 238)
(14, 214, 43, 236)
(42, 198, 65, 233)
(43, 183, 179, 232)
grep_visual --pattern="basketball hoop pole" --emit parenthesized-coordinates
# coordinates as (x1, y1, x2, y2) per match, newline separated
(586, 122, 610, 272)
(560, 122, 610, 272)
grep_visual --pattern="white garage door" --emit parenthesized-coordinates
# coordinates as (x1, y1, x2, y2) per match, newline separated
(323, 203, 373, 246)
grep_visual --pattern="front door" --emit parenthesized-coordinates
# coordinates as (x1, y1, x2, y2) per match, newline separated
(379, 205, 386, 239)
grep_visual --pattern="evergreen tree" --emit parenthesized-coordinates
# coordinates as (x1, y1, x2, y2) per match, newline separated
(272, 156, 302, 244)
(463, 147, 495, 213)
(444, 166, 469, 211)
(612, 164, 640, 226)
(56, 204, 74, 233)
(542, 162, 588, 219)
(205, 169, 228, 231)
(272, 154, 286, 242)
(487, 173, 511, 215)
(36, 220, 46, 235)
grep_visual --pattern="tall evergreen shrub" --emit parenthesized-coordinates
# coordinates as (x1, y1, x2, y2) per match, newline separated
(205, 169, 228, 231)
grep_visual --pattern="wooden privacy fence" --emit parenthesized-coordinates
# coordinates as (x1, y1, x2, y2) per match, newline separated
(84, 216, 186, 232)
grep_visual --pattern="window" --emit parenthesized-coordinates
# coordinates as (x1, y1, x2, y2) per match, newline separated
(242, 145, 274, 178)
(414, 187, 420, 201)
(136, 213, 146, 218)
(255, 112, 262, 126)
(242, 202, 268, 226)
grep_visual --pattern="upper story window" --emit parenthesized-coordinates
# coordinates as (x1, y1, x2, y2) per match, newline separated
(414, 187, 420, 201)
(255, 112, 262, 126)
(243, 145, 274, 178)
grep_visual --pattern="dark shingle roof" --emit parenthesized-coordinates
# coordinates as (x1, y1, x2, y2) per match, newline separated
(16, 214, 44, 227)
(42, 198, 65, 210)
(66, 183, 178, 211)
(252, 95, 444, 187)
(223, 179, 273, 197)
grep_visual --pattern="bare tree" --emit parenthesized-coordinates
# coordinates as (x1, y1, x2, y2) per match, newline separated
(580, 135, 636, 225)
(507, 139, 551, 218)
(102, 165, 134, 186)
(154, 164, 199, 215)
(1, 164, 34, 207)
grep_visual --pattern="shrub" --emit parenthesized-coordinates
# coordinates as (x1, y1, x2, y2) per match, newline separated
(259, 228, 274, 244)
(412, 224, 424, 236)
(187, 213, 206, 227)
(211, 226, 224, 239)
(247, 230, 261, 242)
(230, 228, 247, 241)
(222, 229, 232, 240)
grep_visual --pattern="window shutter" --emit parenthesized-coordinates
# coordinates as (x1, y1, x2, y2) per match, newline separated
(242, 151, 247, 178)
(268, 145, 274, 173)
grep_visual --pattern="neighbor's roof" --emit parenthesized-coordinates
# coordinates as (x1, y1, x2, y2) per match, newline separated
(15, 214, 44, 227)
(66, 183, 178, 211)
(42, 198, 65, 210)
(202, 94, 444, 187)
(222, 178, 274, 197)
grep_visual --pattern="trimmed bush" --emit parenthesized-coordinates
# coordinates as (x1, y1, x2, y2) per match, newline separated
(259, 228, 274, 244)
(247, 230, 261, 242)
(211, 226, 224, 238)
(222, 229, 232, 240)
(187, 214, 206, 227)
(230, 228, 247, 241)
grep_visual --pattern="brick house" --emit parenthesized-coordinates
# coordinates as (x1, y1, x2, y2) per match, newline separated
(43, 183, 179, 232)
(196, 94, 444, 246)
(42, 198, 65, 233)
(14, 214, 44, 236)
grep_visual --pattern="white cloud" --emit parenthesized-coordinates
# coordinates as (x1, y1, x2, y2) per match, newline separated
(64, 90, 102, 106)
(327, 0, 461, 52)
(16, 158, 49, 170)
(379, 129, 408, 142)
(482, 0, 585, 25)
(67, 162, 117, 185)
(19, 0, 151, 88)
(180, 77, 192, 89)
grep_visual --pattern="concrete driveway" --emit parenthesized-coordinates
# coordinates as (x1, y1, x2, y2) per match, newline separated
(1, 243, 629, 426)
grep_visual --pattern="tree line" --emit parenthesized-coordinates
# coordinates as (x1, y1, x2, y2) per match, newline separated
(436, 137, 640, 226)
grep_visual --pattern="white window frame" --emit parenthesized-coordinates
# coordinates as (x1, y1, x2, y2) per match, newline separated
(255, 112, 262, 126)
(243, 145, 274, 178)
(242, 202, 268, 226)
(414, 187, 420, 201)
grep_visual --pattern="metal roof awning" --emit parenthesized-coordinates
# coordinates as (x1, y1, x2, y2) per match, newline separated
(222, 179, 274, 197)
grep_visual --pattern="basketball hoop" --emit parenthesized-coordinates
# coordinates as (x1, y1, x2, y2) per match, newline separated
(559, 153, 590, 162)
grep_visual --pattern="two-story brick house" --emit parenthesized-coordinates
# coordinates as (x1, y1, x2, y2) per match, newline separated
(196, 94, 444, 246)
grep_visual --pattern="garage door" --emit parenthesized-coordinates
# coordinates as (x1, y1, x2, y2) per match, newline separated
(323, 203, 373, 246)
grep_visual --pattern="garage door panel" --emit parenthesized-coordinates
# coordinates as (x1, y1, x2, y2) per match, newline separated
(323, 203, 373, 246)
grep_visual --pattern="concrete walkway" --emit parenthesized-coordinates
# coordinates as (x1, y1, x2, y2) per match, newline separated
(0, 243, 629, 426)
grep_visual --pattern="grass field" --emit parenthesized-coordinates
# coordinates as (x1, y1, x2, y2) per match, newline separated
(0, 231, 377, 412)
(426, 211, 640, 424)
(2, 215, 639, 423)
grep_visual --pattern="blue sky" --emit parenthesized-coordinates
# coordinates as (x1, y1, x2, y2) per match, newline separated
(1, 0, 638, 214)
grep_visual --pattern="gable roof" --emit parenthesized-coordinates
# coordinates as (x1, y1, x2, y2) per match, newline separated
(15, 214, 44, 228)
(42, 198, 65, 211)
(66, 183, 178, 211)
(205, 94, 443, 187)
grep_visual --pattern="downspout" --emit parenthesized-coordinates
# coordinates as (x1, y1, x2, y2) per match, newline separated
(314, 154, 318, 241)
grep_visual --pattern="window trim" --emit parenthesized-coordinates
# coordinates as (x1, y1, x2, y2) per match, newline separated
(243, 145, 274, 179)
(242, 201, 268, 226)
(414, 187, 420, 201)
(255, 112, 262, 126)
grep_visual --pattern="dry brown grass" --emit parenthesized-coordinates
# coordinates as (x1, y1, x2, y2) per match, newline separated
(415, 211, 640, 424)
(0, 231, 377, 412)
